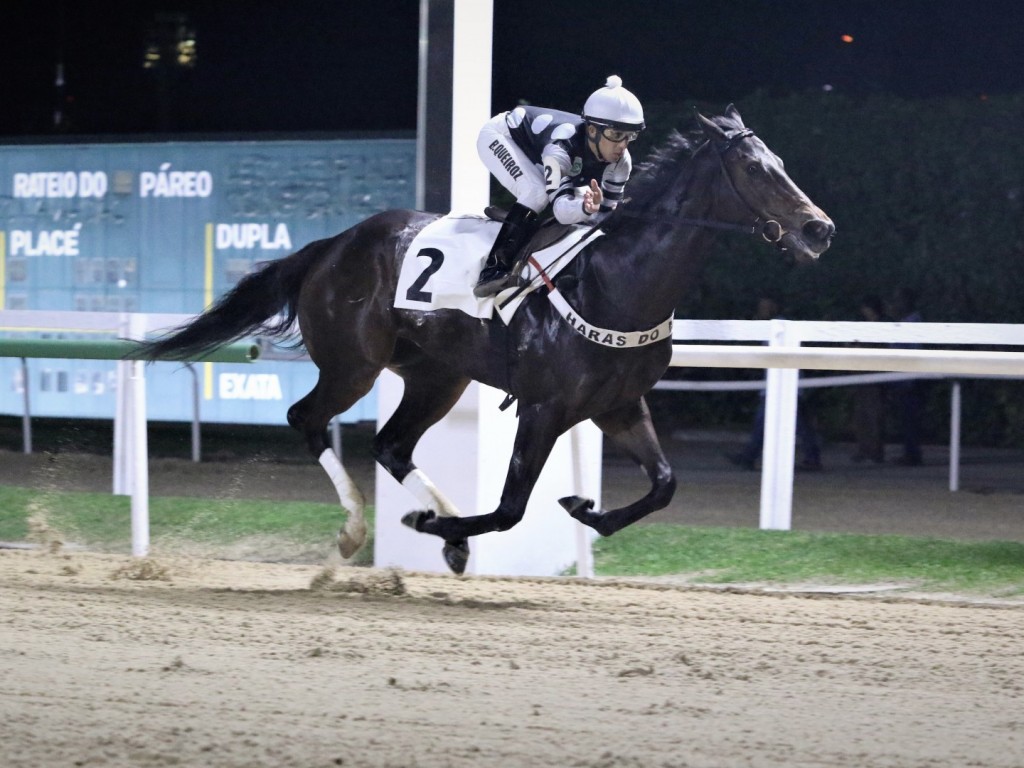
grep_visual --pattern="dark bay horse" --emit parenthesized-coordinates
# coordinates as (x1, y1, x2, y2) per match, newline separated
(140, 106, 833, 573)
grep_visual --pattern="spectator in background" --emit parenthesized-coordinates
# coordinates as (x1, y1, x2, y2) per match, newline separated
(850, 294, 888, 463)
(886, 287, 925, 466)
(725, 296, 823, 472)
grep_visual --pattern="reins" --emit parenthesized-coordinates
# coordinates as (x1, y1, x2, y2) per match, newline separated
(615, 207, 758, 235)
(497, 221, 604, 309)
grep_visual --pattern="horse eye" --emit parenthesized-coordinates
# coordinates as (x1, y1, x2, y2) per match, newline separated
(746, 163, 762, 176)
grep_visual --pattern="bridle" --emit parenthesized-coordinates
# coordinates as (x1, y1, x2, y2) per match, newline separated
(620, 127, 785, 245)
(712, 128, 786, 244)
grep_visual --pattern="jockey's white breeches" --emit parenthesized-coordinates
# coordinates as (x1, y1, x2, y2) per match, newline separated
(477, 114, 548, 213)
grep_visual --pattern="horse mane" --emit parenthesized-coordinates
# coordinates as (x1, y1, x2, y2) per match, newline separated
(604, 125, 706, 225)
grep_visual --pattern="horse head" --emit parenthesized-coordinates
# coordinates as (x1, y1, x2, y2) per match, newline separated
(696, 105, 834, 261)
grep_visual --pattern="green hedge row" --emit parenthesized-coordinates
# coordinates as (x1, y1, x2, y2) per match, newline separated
(638, 91, 1024, 446)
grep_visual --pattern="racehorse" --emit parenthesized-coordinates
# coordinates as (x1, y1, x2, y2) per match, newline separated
(139, 105, 834, 573)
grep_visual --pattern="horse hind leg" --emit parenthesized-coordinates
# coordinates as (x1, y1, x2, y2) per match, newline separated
(320, 448, 368, 559)
(288, 380, 371, 560)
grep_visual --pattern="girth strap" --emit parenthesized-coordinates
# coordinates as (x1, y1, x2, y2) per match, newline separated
(528, 256, 673, 349)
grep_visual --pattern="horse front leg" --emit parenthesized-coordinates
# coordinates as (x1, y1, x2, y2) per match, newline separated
(374, 364, 474, 573)
(561, 398, 676, 537)
(402, 403, 564, 545)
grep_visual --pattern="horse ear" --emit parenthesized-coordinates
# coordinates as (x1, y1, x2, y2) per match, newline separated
(695, 111, 727, 144)
(724, 103, 744, 126)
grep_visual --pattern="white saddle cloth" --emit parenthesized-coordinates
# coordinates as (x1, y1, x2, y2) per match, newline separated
(393, 213, 601, 324)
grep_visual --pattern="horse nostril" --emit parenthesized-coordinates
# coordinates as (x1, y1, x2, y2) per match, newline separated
(803, 218, 835, 243)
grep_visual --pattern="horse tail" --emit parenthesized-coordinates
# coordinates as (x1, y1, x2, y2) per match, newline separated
(138, 238, 327, 360)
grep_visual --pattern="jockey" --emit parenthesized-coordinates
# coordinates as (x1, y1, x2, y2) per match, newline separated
(473, 75, 645, 297)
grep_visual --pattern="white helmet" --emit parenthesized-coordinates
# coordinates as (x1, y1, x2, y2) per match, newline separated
(582, 75, 645, 132)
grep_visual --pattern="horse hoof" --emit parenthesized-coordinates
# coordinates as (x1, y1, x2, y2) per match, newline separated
(560, 495, 612, 533)
(442, 539, 470, 575)
(337, 519, 367, 559)
(559, 496, 616, 536)
(558, 495, 595, 518)
(401, 510, 436, 533)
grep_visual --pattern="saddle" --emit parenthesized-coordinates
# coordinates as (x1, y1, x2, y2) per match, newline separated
(484, 205, 575, 255)
(393, 211, 601, 321)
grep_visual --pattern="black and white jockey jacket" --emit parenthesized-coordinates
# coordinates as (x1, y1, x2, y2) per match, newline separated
(505, 105, 632, 224)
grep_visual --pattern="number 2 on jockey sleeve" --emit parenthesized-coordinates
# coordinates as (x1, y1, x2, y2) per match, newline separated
(543, 156, 562, 195)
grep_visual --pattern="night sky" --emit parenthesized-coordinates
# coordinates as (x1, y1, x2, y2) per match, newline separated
(3, 0, 1024, 136)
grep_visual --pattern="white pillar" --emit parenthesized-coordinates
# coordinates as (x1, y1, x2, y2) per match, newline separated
(378, 0, 602, 575)
(449, 0, 492, 213)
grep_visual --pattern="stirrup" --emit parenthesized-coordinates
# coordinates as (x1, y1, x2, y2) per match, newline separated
(474, 271, 520, 298)
(474, 255, 530, 297)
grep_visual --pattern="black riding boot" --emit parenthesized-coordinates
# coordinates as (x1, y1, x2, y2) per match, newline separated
(473, 203, 538, 298)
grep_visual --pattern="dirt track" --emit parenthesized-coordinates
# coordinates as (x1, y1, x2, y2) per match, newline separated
(3, 548, 1023, 768)
(4, 426, 1024, 766)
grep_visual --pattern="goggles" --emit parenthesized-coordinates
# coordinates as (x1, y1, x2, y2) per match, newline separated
(599, 127, 640, 144)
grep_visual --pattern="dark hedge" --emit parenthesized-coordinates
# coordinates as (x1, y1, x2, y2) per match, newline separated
(638, 91, 1024, 447)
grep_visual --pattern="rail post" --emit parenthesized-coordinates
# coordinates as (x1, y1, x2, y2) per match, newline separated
(760, 320, 801, 530)
(949, 381, 962, 492)
(19, 357, 31, 453)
